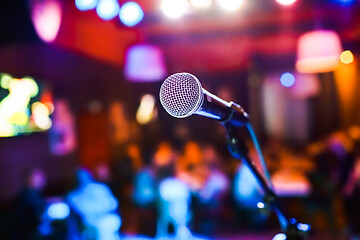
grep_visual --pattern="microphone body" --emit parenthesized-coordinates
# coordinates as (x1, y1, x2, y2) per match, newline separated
(159, 73, 249, 126)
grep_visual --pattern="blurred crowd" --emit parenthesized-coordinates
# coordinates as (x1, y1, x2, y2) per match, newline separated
(2, 125, 360, 240)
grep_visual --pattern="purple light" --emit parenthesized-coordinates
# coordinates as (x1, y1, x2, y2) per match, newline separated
(280, 72, 295, 87)
(124, 44, 167, 82)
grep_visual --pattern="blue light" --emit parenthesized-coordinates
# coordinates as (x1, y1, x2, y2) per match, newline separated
(272, 233, 287, 240)
(47, 202, 70, 220)
(96, 0, 120, 20)
(297, 223, 310, 232)
(97, 213, 122, 232)
(333, 0, 356, 4)
(257, 202, 265, 209)
(280, 72, 295, 88)
(233, 164, 263, 208)
(119, 2, 144, 27)
(75, 0, 98, 11)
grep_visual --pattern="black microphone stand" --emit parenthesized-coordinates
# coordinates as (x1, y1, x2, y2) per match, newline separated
(222, 106, 310, 240)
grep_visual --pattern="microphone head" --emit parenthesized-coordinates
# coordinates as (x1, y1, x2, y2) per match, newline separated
(159, 73, 204, 118)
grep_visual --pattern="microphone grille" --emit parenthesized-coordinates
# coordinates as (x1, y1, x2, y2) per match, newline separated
(159, 73, 203, 118)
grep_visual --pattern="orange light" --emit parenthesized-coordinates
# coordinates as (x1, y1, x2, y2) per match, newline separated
(340, 50, 354, 64)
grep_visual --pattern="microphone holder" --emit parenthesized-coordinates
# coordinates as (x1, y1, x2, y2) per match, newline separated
(223, 121, 310, 240)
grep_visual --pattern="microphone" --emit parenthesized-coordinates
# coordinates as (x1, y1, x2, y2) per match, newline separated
(159, 72, 249, 126)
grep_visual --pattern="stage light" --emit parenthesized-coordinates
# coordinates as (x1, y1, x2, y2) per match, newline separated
(297, 223, 310, 232)
(234, 164, 263, 208)
(75, 0, 98, 11)
(47, 202, 70, 220)
(30, 0, 62, 43)
(20, 77, 39, 97)
(0, 119, 15, 137)
(296, 30, 342, 73)
(333, 0, 356, 4)
(340, 50, 354, 64)
(273, 233, 287, 240)
(257, 202, 265, 209)
(161, 0, 188, 19)
(275, 0, 296, 6)
(10, 112, 28, 126)
(190, 0, 212, 8)
(96, 0, 120, 20)
(217, 0, 244, 12)
(97, 213, 122, 234)
(290, 73, 320, 99)
(349, 126, 360, 140)
(32, 102, 50, 116)
(0, 74, 12, 89)
(136, 94, 156, 125)
(280, 72, 295, 87)
(32, 102, 52, 130)
(119, 2, 144, 27)
(124, 44, 167, 82)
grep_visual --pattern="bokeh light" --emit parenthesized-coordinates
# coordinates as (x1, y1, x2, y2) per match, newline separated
(0, 74, 53, 137)
(96, 0, 120, 20)
(257, 202, 265, 209)
(119, 1, 144, 27)
(32, 102, 52, 130)
(31, 0, 62, 43)
(124, 44, 167, 82)
(0, 74, 12, 89)
(272, 233, 287, 240)
(161, 0, 188, 19)
(217, 0, 244, 11)
(75, 0, 98, 11)
(297, 223, 310, 232)
(333, 0, 356, 4)
(10, 112, 28, 126)
(296, 30, 342, 73)
(280, 72, 295, 87)
(136, 94, 156, 125)
(47, 202, 70, 220)
(340, 50, 354, 64)
(190, 0, 212, 8)
(275, 0, 296, 6)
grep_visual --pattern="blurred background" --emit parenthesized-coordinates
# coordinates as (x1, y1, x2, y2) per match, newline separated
(1, 0, 360, 239)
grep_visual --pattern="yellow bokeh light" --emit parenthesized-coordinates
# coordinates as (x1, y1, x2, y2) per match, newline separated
(340, 50, 354, 64)
(32, 102, 50, 116)
(10, 112, 28, 125)
(136, 94, 156, 125)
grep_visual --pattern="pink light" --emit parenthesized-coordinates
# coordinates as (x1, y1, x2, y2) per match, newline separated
(290, 73, 320, 99)
(30, 0, 62, 43)
(124, 44, 167, 82)
(296, 30, 342, 73)
(275, 0, 296, 6)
